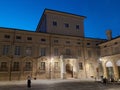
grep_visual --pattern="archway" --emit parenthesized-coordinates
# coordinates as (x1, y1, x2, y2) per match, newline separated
(116, 60, 120, 79)
(106, 61, 114, 79)
(66, 63, 73, 78)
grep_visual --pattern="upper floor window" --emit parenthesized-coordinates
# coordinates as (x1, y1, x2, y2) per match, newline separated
(77, 42, 81, 45)
(41, 38, 46, 42)
(40, 48, 46, 56)
(4, 35, 10, 39)
(15, 46, 21, 55)
(78, 49, 81, 57)
(27, 37, 32, 40)
(54, 48, 58, 56)
(54, 40, 59, 43)
(16, 36, 21, 40)
(0, 62, 8, 71)
(53, 21, 57, 26)
(66, 49, 71, 55)
(12, 62, 19, 71)
(76, 25, 79, 29)
(64, 23, 69, 28)
(87, 43, 90, 45)
(88, 50, 92, 58)
(3, 45, 10, 55)
(26, 47, 32, 56)
(66, 41, 70, 44)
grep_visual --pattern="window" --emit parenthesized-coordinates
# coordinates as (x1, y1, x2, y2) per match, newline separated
(79, 62, 83, 70)
(64, 23, 69, 28)
(15, 46, 21, 55)
(25, 62, 32, 71)
(54, 48, 58, 56)
(40, 62, 45, 70)
(26, 47, 32, 56)
(66, 49, 71, 55)
(78, 49, 81, 57)
(3, 45, 10, 55)
(88, 50, 92, 58)
(54, 62, 59, 70)
(12, 62, 19, 71)
(0, 62, 7, 71)
(77, 42, 81, 45)
(27, 37, 32, 40)
(54, 40, 59, 43)
(41, 38, 46, 42)
(66, 41, 70, 44)
(76, 25, 79, 29)
(41, 48, 46, 56)
(87, 43, 90, 45)
(16, 36, 21, 40)
(53, 21, 57, 26)
(4, 35, 10, 39)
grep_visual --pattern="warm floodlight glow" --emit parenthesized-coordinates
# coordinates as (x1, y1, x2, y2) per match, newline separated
(51, 58, 53, 63)
(99, 58, 102, 61)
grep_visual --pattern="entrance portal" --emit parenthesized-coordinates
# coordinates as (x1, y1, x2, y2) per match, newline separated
(66, 64, 73, 78)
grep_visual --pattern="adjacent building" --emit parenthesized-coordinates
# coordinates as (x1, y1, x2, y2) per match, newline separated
(0, 9, 119, 81)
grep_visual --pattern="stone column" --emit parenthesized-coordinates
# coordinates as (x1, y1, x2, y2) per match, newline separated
(113, 62, 119, 80)
(102, 62, 107, 78)
(73, 59, 78, 78)
(60, 55, 66, 79)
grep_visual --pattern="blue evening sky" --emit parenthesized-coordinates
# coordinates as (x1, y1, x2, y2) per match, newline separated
(0, 0, 120, 39)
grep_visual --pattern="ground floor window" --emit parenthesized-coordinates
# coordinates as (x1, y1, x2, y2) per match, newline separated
(0, 62, 8, 71)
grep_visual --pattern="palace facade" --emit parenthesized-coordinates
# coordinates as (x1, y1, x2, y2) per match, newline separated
(0, 9, 119, 81)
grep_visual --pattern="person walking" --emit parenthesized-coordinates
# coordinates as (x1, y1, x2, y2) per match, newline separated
(27, 76, 31, 88)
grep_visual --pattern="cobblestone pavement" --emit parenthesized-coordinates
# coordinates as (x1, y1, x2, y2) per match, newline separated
(0, 79, 120, 90)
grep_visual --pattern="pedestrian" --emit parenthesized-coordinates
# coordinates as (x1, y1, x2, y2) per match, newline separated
(103, 77, 107, 85)
(27, 76, 31, 88)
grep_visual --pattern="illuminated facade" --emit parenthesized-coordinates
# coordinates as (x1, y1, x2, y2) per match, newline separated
(0, 9, 106, 81)
(99, 35, 120, 81)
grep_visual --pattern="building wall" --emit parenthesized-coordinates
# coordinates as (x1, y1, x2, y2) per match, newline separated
(0, 28, 104, 80)
(99, 37, 120, 81)
(36, 9, 85, 37)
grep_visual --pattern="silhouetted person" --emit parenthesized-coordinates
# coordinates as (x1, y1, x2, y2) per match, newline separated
(103, 77, 107, 85)
(27, 76, 31, 88)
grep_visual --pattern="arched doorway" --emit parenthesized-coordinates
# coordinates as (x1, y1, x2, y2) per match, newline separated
(106, 61, 114, 79)
(116, 60, 120, 79)
(66, 63, 73, 78)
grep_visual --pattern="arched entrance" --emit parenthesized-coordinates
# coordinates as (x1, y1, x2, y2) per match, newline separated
(116, 60, 120, 79)
(66, 63, 73, 78)
(106, 61, 114, 79)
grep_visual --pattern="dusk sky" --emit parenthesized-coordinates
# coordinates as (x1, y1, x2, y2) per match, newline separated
(0, 0, 120, 39)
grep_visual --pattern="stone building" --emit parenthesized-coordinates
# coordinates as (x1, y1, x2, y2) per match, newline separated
(99, 30, 120, 81)
(0, 9, 106, 81)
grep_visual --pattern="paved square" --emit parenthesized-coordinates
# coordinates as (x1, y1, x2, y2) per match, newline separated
(0, 79, 120, 90)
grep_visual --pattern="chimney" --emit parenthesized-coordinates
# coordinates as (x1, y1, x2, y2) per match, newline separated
(106, 30, 112, 40)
